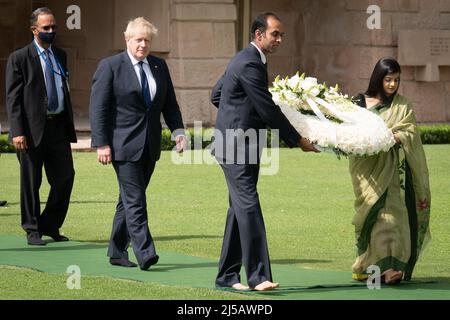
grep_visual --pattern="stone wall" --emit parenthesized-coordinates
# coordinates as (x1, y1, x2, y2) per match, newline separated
(0, 0, 33, 131)
(1, 0, 449, 132)
(253, 0, 450, 123)
(0, 0, 237, 131)
(168, 0, 237, 126)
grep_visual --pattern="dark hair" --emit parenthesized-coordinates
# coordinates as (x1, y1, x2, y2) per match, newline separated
(365, 57, 401, 102)
(30, 7, 54, 27)
(250, 12, 281, 40)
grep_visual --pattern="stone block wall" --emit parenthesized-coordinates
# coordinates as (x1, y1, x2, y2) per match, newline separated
(1, 0, 449, 132)
(0, 0, 237, 130)
(0, 0, 33, 131)
(253, 0, 450, 123)
(168, 0, 237, 126)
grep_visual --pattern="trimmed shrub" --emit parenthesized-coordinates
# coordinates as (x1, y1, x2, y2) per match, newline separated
(161, 128, 215, 151)
(1, 125, 449, 153)
(0, 134, 15, 153)
(418, 125, 450, 144)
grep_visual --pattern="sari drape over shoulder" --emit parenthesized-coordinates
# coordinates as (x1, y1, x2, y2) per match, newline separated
(349, 93, 431, 281)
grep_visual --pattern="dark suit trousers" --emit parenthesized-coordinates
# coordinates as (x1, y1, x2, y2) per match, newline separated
(216, 163, 273, 288)
(109, 147, 157, 268)
(18, 117, 75, 236)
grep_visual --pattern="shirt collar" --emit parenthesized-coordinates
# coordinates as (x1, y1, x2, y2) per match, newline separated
(127, 50, 148, 66)
(251, 42, 267, 64)
(34, 39, 53, 56)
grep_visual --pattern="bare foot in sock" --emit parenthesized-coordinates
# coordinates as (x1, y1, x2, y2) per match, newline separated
(385, 270, 403, 284)
(232, 283, 250, 290)
(382, 269, 403, 284)
(253, 281, 279, 291)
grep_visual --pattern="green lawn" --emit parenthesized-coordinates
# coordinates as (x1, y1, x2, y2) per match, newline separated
(0, 146, 449, 299)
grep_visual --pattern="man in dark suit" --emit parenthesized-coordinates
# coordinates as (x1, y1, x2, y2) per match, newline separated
(211, 12, 318, 291)
(0, 125, 7, 208)
(90, 17, 185, 270)
(6, 7, 77, 246)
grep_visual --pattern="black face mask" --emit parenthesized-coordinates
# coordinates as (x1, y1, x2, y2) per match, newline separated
(38, 32, 56, 44)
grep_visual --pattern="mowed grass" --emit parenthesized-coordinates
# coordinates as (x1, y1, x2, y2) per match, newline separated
(0, 146, 449, 299)
(0, 265, 254, 300)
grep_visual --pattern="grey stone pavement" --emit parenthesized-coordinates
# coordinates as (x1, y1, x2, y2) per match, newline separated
(70, 117, 92, 151)
(71, 133, 92, 151)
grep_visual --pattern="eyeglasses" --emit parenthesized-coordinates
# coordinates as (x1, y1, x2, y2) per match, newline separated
(39, 25, 58, 31)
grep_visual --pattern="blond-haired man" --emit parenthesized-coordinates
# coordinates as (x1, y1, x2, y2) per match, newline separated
(90, 17, 185, 270)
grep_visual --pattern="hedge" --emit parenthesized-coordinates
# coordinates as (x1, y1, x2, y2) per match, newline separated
(161, 125, 450, 150)
(1, 124, 449, 153)
(0, 134, 15, 153)
(416, 125, 450, 144)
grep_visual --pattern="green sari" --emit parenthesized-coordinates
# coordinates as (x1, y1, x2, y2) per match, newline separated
(349, 93, 431, 281)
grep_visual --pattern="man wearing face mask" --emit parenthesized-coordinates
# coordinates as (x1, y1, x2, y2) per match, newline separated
(6, 7, 77, 246)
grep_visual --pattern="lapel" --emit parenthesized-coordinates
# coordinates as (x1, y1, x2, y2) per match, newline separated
(147, 55, 162, 107)
(28, 42, 46, 90)
(247, 45, 268, 86)
(122, 52, 163, 108)
(121, 51, 142, 96)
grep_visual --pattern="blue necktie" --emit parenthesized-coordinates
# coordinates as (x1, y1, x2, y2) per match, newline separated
(138, 61, 152, 108)
(44, 50, 58, 112)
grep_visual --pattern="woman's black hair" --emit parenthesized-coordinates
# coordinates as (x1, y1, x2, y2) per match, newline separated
(365, 57, 401, 103)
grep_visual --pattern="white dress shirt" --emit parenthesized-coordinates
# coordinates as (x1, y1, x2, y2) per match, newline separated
(127, 50, 157, 102)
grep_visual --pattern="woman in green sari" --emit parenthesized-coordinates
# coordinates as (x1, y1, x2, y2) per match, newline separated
(350, 57, 431, 284)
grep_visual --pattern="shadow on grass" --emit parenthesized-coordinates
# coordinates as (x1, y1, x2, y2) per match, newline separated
(0, 243, 106, 252)
(145, 258, 331, 273)
(146, 261, 219, 272)
(216, 283, 367, 297)
(69, 200, 117, 204)
(389, 277, 450, 291)
(0, 202, 18, 206)
(272, 258, 331, 264)
(0, 201, 118, 206)
(78, 234, 222, 244)
(235, 279, 450, 298)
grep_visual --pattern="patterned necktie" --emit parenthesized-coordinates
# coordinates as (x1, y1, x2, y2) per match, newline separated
(45, 50, 58, 112)
(138, 61, 152, 108)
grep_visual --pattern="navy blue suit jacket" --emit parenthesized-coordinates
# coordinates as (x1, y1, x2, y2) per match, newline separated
(90, 51, 184, 162)
(211, 45, 301, 163)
